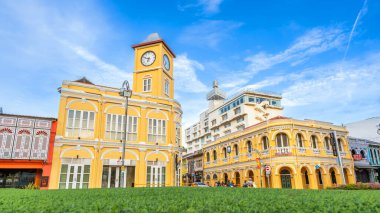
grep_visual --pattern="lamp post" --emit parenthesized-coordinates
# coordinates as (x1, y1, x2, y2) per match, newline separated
(119, 80, 132, 188)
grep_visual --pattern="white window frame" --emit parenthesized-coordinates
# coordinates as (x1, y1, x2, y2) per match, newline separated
(164, 79, 169, 96)
(311, 136, 318, 149)
(262, 136, 269, 150)
(148, 118, 166, 143)
(143, 78, 152, 92)
(296, 134, 304, 147)
(276, 133, 289, 147)
(66, 109, 95, 138)
(105, 114, 138, 141)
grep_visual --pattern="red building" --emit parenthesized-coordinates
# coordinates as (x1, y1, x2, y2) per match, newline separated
(0, 114, 57, 189)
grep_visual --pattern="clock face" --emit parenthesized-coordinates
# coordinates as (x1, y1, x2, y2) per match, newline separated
(163, 54, 170, 70)
(141, 51, 156, 66)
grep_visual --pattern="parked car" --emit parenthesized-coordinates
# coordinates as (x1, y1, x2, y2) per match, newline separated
(191, 182, 209, 187)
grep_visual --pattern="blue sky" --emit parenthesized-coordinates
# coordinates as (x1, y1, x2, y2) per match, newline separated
(0, 0, 379, 128)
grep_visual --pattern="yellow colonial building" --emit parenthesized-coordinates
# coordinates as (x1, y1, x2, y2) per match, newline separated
(203, 117, 356, 189)
(49, 33, 182, 189)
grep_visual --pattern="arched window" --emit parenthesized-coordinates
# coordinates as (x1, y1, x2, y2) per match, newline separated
(351, 149, 356, 157)
(213, 174, 218, 180)
(276, 133, 289, 147)
(234, 144, 239, 156)
(0, 128, 13, 159)
(324, 137, 331, 150)
(206, 175, 211, 180)
(247, 141, 252, 153)
(311, 135, 318, 149)
(296, 133, 303, 147)
(206, 152, 210, 162)
(360, 150, 366, 158)
(213, 150, 217, 160)
(337, 139, 343, 152)
(223, 147, 227, 159)
(370, 149, 375, 163)
(13, 129, 32, 159)
(262, 136, 269, 150)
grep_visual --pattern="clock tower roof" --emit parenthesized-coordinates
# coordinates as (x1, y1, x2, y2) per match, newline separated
(131, 33, 176, 58)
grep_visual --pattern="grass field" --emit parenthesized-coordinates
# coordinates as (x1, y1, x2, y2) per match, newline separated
(0, 187, 379, 212)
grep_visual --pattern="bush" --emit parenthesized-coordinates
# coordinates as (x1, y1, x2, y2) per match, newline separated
(328, 183, 380, 190)
(24, 183, 39, 190)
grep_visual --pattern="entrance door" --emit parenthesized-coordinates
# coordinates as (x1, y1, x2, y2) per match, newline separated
(59, 164, 90, 189)
(280, 170, 292, 189)
(147, 165, 166, 187)
(102, 166, 122, 188)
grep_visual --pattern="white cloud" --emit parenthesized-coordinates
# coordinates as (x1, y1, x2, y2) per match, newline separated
(178, 0, 224, 15)
(245, 27, 346, 75)
(0, 0, 131, 117)
(63, 41, 132, 87)
(199, 0, 223, 14)
(174, 54, 208, 93)
(281, 52, 380, 123)
(179, 20, 243, 48)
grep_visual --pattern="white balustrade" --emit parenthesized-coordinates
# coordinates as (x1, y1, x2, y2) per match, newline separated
(276, 146, 291, 154)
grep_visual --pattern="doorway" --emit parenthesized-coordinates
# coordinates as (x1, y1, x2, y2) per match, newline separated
(280, 169, 292, 189)
(147, 165, 166, 187)
(59, 164, 90, 189)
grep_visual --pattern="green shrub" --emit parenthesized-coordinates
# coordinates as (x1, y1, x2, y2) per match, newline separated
(24, 183, 39, 190)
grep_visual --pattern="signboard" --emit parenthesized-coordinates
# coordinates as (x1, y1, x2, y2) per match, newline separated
(353, 154, 362, 161)
(40, 176, 49, 187)
(265, 165, 271, 176)
(329, 132, 338, 156)
(227, 146, 231, 154)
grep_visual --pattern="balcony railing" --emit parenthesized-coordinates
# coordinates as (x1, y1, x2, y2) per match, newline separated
(276, 147, 291, 154)
(222, 158, 227, 163)
(313, 149, 320, 154)
(233, 155, 239, 161)
(213, 160, 217, 165)
(297, 147, 306, 153)
(325, 149, 333, 155)
(247, 153, 252, 158)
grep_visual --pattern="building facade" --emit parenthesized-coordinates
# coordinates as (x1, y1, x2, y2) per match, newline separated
(346, 117, 380, 183)
(203, 117, 355, 189)
(0, 114, 57, 188)
(185, 81, 283, 154)
(349, 137, 380, 183)
(49, 34, 182, 189)
(181, 150, 203, 186)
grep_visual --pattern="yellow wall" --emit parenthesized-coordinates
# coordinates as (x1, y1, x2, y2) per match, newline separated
(202, 118, 355, 189)
(50, 39, 182, 189)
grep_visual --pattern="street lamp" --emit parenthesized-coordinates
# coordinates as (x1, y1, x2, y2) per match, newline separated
(119, 80, 132, 188)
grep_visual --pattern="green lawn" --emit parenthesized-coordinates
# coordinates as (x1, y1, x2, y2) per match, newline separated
(0, 187, 379, 212)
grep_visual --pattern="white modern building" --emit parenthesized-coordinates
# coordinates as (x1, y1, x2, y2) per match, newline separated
(184, 80, 283, 154)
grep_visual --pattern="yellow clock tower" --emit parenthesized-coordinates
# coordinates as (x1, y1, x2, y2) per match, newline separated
(132, 33, 175, 98)
(49, 33, 183, 189)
